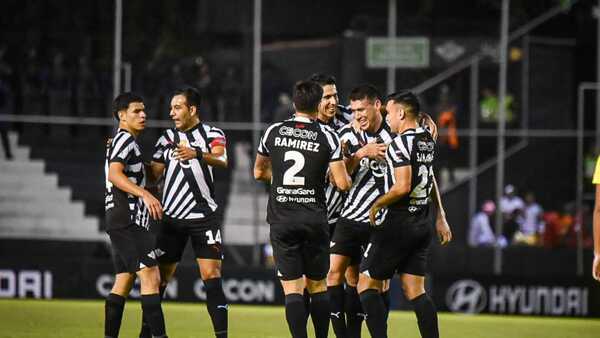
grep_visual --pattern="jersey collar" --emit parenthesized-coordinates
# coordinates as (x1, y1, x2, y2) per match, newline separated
(293, 116, 314, 123)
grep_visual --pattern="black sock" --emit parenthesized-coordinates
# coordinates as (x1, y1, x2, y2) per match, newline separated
(411, 293, 439, 338)
(309, 291, 330, 338)
(285, 293, 308, 338)
(141, 294, 167, 338)
(105, 293, 125, 338)
(204, 278, 228, 338)
(303, 288, 311, 324)
(140, 285, 167, 338)
(345, 286, 363, 338)
(359, 289, 387, 338)
(328, 285, 347, 338)
(381, 290, 391, 322)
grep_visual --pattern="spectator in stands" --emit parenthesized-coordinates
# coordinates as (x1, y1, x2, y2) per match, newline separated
(469, 200, 504, 247)
(0, 44, 13, 160)
(500, 184, 524, 243)
(513, 192, 543, 245)
(436, 84, 459, 185)
(218, 66, 242, 121)
(194, 57, 217, 121)
(272, 92, 294, 122)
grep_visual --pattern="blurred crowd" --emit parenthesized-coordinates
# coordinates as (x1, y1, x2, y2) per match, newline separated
(469, 184, 595, 249)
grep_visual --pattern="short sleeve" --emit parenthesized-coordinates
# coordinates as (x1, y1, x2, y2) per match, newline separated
(258, 123, 279, 156)
(152, 132, 170, 163)
(207, 127, 227, 149)
(109, 132, 134, 164)
(339, 126, 361, 157)
(387, 137, 411, 168)
(327, 130, 342, 162)
(593, 156, 600, 184)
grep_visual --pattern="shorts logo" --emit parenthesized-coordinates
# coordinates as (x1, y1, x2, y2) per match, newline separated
(330, 312, 341, 318)
(329, 241, 336, 248)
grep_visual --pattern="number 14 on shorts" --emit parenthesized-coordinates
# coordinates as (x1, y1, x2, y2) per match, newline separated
(205, 229, 222, 244)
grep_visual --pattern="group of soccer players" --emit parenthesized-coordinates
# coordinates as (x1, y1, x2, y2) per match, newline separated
(104, 88, 228, 338)
(103, 73, 452, 338)
(255, 75, 452, 338)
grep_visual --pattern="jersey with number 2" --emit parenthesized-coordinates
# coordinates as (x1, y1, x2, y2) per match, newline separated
(258, 116, 342, 225)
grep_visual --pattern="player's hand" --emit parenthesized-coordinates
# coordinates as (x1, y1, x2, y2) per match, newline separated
(369, 205, 384, 228)
(436, 216, 452, 245)
(341, 140, 350, 158)
(174, 144, 198, 161)
(360, 143, 387, 162)
(593, 254, 600, 282)
(106, 138, 113, 147)
(142, 190, 163, 220)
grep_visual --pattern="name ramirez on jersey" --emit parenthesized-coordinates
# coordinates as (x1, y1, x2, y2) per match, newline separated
(258, 116, 342, 225)
(153, 123, 226, 220)
(105, 129, 150, 229)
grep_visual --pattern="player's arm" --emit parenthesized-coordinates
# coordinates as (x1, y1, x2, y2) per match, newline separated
(345, 142, 387, 174)
(431, 172, 452, 245)
(146, 161, 166, 185)
(108, 162, 163, 220)
(419, 112, 438, 141)
(369, 165, 412, 225)
(593, 183, 600, 281)
(254, 153, 272, 182)
(329, 160, 351, 191)
(174, 144, 228, 168)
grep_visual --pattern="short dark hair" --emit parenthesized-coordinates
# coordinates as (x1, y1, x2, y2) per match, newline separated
(292, 80, 323, 114)
(112, 92, 144, 120)
(348, 84, 381, 103)
(308, 73, 336, 87)
(386, 91, 420, 117)
(173, 86, 202, 109)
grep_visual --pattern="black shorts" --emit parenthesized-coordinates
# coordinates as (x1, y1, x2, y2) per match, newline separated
(330, 217, 371, 265)
(156, 214, 224, 263)
(107, 224, 159, 274)
(360, 209, 433, 280)
(270, 222, 329, 281)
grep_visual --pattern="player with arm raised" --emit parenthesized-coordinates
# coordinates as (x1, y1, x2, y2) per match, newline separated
(254, 80, 351, 338)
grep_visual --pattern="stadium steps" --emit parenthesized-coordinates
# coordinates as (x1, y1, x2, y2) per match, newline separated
(0, 132, 107, 242)
(223, 142, 270, 245)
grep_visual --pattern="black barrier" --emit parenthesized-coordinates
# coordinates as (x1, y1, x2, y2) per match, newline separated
(0, 258, 284, 305)
(430, 276, 600, 317)
(2, 258, 599, 317)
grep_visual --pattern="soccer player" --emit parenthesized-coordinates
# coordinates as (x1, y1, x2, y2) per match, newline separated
(358, 91, 452, 338)
(142, 87, 229, 338)
(104, 92, 168, 338)
(592, 155, 600, 282)
(327, 84, 394, 338)
(254, 80, 351, 338)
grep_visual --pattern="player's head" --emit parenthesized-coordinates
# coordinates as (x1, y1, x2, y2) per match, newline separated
(309, 73, 339, 122)
(170, 86, 202, 131)
(349, 84, 382, 132)
(292, 80, 323, 116)
(112, 92, 146, 134)
(385, 91, 420, 132)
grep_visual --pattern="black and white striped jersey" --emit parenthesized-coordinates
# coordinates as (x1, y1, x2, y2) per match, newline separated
(332, 104, 353, 129)
(321, 123, 355, 225)
(258, 116, 343, 225)
(340, 122, 396, 223)
(153, 123, 226, 220)
(384, 127, 435, 215)
(105, 129, 150, 230)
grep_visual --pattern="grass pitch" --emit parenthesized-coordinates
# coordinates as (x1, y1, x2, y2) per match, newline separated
(1, 298, 598, 338)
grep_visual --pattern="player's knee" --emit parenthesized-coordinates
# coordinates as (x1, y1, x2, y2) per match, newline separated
(139, 267, 161, 290)
(306, 278, 327, 294)
(345, 269, 359, 286)
(327, 269, 344, 286)
(402, 282, 425, 300)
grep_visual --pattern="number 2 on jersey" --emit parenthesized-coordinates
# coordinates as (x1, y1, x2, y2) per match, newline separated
(283, 150, 305, 186)
(410, 164, 433, 198)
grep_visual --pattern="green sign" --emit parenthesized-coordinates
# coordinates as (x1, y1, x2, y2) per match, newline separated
(366, 37, 430, 68)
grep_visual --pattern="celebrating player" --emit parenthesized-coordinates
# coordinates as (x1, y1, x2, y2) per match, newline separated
(254, 80, 351, 338)
(358, 91, 451, 338)
(104, 93, 168, 338)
